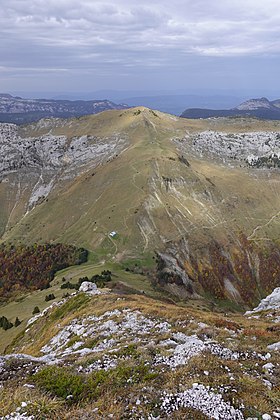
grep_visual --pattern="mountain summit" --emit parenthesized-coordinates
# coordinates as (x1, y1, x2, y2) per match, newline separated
(234, 97, 273, 110)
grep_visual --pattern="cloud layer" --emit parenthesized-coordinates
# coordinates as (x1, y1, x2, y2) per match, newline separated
(1, 0, 280, 93)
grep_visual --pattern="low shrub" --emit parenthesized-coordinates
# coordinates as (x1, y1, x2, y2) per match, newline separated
(33, 366, 86, 403)
(32, 361, 158, 404)
(32, 306, 40, 315)
(45, 293, 56, 302)
(0, 315, 13, 330)
(14, 317, 21, 327)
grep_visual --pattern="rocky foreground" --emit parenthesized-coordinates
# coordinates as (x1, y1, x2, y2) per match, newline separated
(0, 286, 279, 419)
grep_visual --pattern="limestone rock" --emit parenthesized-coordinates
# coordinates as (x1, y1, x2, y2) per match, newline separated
(79, 281, 101, 295)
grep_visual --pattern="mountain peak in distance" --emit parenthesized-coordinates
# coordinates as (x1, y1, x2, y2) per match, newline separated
(181, 96, 280, 119)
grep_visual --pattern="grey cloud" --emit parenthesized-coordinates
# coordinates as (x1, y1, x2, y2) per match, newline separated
(2, 1, 280, 56)
(0, 0, 280, 93)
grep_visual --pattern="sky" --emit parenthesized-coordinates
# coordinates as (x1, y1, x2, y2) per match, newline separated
(1, 0, 280, 98)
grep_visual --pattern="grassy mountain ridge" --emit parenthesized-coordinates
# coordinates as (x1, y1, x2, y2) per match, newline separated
(0, 108, 280, 307)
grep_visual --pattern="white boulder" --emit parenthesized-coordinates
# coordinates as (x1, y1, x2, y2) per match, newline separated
(262, 414, 272, 420)
(79, 281, 100, 295)
(267, 341, 280, 352)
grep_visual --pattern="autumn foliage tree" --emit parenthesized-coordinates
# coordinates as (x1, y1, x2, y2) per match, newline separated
(0, 243, 88, 300)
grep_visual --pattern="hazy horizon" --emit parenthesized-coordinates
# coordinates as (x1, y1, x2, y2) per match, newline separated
(6, 89, 280, 101)
(4, 89, 280, 117)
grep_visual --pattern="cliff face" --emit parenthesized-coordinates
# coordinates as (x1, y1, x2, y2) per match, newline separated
(156, 234, 280, 308)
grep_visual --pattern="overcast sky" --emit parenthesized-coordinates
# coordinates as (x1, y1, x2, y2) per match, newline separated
(1, 0, 280, 97)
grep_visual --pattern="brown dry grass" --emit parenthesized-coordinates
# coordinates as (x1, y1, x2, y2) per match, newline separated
(0, 386, 64, 418)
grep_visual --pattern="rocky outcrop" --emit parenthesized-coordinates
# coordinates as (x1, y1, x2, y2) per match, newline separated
(184, 130, 280, 168)
(246, 287, 280, 314)
(0, 122, 128, 211)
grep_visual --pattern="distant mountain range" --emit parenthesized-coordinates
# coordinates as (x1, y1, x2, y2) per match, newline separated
(3, 93, 280, 124)
(5, 92, 247, 117)
(181, 97, 280, 120)
(0, 93, 128, 124)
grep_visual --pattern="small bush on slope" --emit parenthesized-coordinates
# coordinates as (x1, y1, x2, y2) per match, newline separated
(32, 362, 158, 404)
(33, 366, 87, 403)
